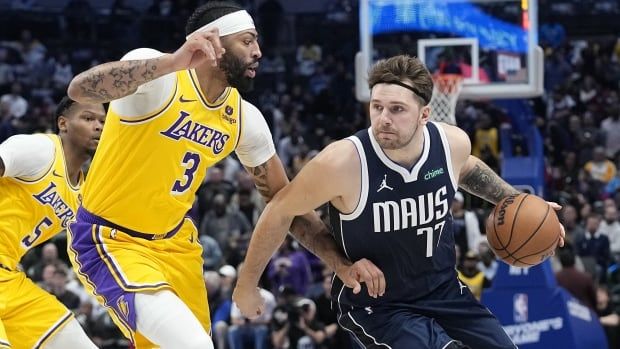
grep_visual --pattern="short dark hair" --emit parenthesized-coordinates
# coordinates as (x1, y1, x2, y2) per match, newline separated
(54, 96, 77, 133)
(367, 55, 434, 106)
(185, 1, 244, 36)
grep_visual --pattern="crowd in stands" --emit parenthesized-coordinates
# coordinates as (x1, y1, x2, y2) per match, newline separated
(1, 0, 620, 348)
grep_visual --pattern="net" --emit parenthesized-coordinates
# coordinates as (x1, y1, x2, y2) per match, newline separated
(429, 74, 463, 125)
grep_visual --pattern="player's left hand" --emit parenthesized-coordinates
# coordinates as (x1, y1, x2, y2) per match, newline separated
(335, 258, 385, 298)
(232, 284, 264, 320)
(547, 201, 565, 248)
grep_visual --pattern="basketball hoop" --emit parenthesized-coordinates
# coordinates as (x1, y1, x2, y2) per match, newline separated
(429, 74, 463, 125)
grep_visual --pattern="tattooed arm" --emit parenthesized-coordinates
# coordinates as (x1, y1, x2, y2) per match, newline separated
(67, 56, 171, 104)
(241, 155, 351, 284)
(67, 29, 224, 104)
(235, 142, 385, 318)
(459, 157, 520, 204)
(439, 122, 519, 204)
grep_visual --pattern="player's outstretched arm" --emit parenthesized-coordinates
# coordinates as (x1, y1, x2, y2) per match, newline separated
(235, 141, 383, 318)
(242, 149, 376, 286)
(67, 29, 224, 104)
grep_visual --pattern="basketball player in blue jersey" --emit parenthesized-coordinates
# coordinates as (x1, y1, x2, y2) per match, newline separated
(0, 96, 105, 349)
(234, 55, 566, 348)
(66, 2, 379, 348)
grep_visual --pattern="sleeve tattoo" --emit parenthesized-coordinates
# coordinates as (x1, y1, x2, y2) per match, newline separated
(245, 163, 272, 200)
(459, 162, 519, 204)
(73, 58, 160, 103)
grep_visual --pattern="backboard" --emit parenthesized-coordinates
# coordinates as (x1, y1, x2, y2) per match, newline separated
(356, 0, 543, 102)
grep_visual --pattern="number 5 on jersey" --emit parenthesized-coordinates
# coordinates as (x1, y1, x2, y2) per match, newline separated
(172, 151, 201, 194)
(21, 217, 53, 248)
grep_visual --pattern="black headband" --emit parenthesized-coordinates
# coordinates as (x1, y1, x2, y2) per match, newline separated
(373, 80, 430, 105)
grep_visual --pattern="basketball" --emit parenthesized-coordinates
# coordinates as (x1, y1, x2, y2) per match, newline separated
(485, 193, 561, 267)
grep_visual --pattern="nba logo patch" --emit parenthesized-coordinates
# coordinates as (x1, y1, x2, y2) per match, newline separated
(117, 295, 130, 320)
(225, 105, 234, 115)
(513, 293, 528, 323)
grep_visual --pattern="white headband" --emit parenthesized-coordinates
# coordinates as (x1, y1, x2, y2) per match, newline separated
(186, 10, 255, 40)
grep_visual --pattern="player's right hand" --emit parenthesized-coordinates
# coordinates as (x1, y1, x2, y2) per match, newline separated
(232, 283, 265, 320)
(172, 28, 225, 69)
(335, 258, 386, 298)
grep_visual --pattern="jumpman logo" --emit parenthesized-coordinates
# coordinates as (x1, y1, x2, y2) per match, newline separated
(458, 280, 468, 295)
(377, 174, 393, 192)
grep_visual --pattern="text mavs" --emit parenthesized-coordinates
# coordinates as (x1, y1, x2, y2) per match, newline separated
(373, 186, 448, 233)
(161, 111, 230, 154)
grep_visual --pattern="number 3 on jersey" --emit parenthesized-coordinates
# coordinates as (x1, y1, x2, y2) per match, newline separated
(172, 152, 201, 194)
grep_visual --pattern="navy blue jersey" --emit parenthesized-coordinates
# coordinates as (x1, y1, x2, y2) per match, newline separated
(330, 122, 458, 308)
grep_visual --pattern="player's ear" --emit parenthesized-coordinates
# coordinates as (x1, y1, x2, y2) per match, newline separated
(57, 115, 68, 133)
(419, 104, 431, 124)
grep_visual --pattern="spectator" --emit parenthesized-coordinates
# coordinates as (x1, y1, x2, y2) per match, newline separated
(267, 236, 312, 296)
(199, 234, 224, 271)
(16, 29, 46, 66)
(234, 188, 262, 226)
(579, 75, 598, 104)
(477, 241, 500, 281)
(296, 40, 322, 77)
(559, 204, 586, 243)
(200, 193, 252, 264)
(219, 264, 238, 298)
(576, 213, 612, 283)
(451, 191, 483, 264)
(277, 125, 305, 171)
(313, 270, 352, 349)
(27, 242, 60, 282)
(555, 247, 597, 309)
(472, 112, 499, 171)
(0, 82, 28, 119)
(52, 53, 74, 90)
(272, 298, 326, 349)
(584, 146, 617, 185)
(197, 167, 236, 215)
(596, 286, 620, 348)
(205, 271, 233, 349)
(601, 105, 620, 158)
(49, 265, 81, 311)
(457, 250, 491, 300)
(231, 171, 266, 216)
(600, 204, 620, 258)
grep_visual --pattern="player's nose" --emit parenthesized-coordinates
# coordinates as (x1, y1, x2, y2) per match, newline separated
(252, 43, 262, 60)
(379, 110, 392, 125)
(94, 119, 104, 132)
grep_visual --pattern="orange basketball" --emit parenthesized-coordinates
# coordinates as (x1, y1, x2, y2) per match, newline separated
(485, 193, 561, 267)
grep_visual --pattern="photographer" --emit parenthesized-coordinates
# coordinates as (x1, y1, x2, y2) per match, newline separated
(271, 296, 327, 349)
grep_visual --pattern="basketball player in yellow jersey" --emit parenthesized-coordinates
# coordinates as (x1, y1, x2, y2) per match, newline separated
(0, 96, 104, 349)
(66, 2, 384, 349)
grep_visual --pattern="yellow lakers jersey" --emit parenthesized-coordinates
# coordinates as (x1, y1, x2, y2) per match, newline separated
(0, 135, 82, 268)
(83, 69, 241, 234)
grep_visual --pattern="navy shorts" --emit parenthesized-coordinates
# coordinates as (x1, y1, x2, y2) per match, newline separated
(337, 277, 516, 349)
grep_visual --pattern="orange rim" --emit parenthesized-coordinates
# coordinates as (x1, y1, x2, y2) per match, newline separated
(433, 74, 463, 94)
